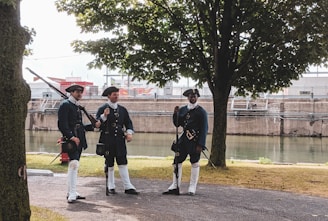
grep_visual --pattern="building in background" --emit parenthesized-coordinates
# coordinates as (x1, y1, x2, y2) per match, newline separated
(28, 71, 328, 100)
(29, 76, 97, 99)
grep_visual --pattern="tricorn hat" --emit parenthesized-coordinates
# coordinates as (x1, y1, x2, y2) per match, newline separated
(65, 84, 84, 93)
(102, 86, 119, 96)
(183, 89, 200, 97)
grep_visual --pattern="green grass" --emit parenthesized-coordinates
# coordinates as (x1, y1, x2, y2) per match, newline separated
(31, 206, 68, 221)
(258, 157, 273, 164)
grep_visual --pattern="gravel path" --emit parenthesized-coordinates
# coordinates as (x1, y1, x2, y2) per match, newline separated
(28, 173, 328, 221)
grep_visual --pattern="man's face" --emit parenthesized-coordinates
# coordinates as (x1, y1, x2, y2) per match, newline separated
(71, 90, 83, 101)
(108, 91, 119, 103)
(188, 94, 198, 104)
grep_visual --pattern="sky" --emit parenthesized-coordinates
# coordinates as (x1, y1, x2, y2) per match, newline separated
(20, 0, 108, 87)
(20, 0, 328, 88)
(20, 0, 195, 88)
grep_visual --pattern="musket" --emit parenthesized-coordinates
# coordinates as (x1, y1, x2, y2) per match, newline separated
(202, 148, 217, 169)
(49, 152, 61, 164)
(26, 67, 97, 127)
(104, 162, 109, 196)
(174, 108, 180, 195)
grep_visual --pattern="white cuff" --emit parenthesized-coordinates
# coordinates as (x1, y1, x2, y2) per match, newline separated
(100, 114, 107, 122)
(126, 129, 134, 135)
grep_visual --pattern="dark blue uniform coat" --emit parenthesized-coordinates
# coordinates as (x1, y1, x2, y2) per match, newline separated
(58, 99, 88, 159)
(173, 105, 208, 163)
(96, 103, 133, 158)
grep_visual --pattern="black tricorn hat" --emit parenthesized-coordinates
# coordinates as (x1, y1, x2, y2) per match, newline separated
(102, 86, 119, 96)
(65, 84, 84, 93)
(183, 89, 200, 97)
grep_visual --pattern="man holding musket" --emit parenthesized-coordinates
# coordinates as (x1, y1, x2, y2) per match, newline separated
(95, 86, 139, 195)
(163, 89, 208, 195)
(58, 84, 88, 203)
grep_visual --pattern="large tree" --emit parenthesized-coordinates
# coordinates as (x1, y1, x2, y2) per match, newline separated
(56, 0, 328, 167)
(0, 0, 31, 220)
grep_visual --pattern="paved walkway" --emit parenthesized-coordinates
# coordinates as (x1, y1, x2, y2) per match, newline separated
(28, 172, 328, 221)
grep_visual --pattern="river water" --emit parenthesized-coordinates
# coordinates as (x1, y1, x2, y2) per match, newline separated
(25, 131, 328, 164)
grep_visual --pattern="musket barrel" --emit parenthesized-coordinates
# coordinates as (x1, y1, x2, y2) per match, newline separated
(26, 67, 97, 127)
(26, 67, 68, 99)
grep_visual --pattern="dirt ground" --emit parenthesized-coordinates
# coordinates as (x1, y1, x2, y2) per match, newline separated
(28, 173, 328, 221)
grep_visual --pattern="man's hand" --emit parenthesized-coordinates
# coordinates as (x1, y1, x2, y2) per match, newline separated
(196, 145, 203, 154)
(95, 120, 101, 128)
(70, 136, 80, 146)
(126, 134, 133, 142)
(103, 107, 110, 116)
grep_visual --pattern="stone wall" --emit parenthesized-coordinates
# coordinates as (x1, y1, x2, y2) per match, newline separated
(26, 97, 328, 137)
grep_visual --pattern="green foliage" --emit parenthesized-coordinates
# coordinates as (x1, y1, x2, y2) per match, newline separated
(23, 27, 36, 56)
(55, 0, 328, 94)
(259, 157, 272, 165)
(0, 0, 15, 7)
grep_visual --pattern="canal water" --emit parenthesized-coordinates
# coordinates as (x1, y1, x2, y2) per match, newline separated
(25, 131, 328, 164)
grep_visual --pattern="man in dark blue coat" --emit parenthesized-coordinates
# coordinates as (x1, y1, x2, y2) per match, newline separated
(163, 89, 208, 196)
(58, 84, 88, 203)
(95, 86, 139, 195)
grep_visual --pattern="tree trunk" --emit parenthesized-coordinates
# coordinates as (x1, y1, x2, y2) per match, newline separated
(0, 1, 31, 220)
(209, 85, 230, 168)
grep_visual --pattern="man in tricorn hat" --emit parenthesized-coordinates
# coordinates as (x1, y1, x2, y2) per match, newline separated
(163, 88, 208, 195)
(58, 84, 88, 203)
(95, 86, 139, 195)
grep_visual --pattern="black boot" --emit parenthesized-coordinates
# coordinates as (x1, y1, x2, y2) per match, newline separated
(66, 194, 86, 199)
(162, 188, 180, 195)
(106, 188, 117, 195)
(125, 189, 139, 195)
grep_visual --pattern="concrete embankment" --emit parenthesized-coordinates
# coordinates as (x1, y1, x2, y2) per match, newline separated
(26, 97, 328, 137)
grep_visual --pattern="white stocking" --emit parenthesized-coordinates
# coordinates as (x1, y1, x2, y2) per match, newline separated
(107, 166, 115, 189)
(67, 160, 79, 201)
(168, 163, 182, 190)
(118, 165, 135, 190)
(188, 162, 200, 194)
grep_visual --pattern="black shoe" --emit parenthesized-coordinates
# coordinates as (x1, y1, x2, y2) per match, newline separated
(187, 192, 195, 196)
(106, 188, 117, 195)
(124, 189, 139, 195)
(66, 194, 86, 200)
(67, 198, 76, 203)
(162, 188, 180, 195)
(77, 195, 86, 200)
